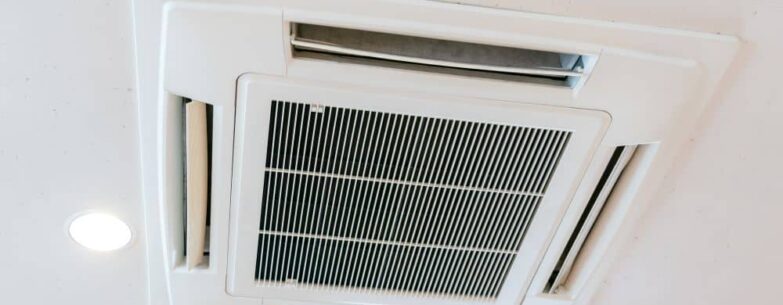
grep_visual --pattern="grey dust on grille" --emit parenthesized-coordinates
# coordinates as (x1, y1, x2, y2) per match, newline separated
(256, 100, 572, 299)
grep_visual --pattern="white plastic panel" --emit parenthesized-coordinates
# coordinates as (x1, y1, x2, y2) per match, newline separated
(137, 3, 738, 305)
(228, 74, 610, 305)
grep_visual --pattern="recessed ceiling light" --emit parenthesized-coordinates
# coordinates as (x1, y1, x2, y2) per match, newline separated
(68, 212, 132, 251)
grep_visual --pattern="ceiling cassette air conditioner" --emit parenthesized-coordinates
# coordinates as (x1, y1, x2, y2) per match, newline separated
(132, 1, 737, 305)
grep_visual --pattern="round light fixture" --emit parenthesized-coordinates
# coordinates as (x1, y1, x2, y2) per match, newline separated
(68, 212, 132, 251)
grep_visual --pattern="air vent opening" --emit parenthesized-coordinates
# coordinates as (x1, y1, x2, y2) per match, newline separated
(182, 98, 213, 269)
(544, 146, 638, 294)
(254, 100, 573, 298)
(290, 23, 590, 87)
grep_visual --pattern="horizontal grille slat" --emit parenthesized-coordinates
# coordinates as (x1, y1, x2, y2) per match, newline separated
(260, 171, 542, 251)
(256, 234, 516, 297)
(264, 101, 571, 193)
(256, 100, 572, 299)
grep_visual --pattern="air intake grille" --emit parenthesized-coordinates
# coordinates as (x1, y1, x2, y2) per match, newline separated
(255, 100, 571, 299)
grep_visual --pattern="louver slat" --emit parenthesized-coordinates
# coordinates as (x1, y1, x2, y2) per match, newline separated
(256, 100, 572, 299)
(291, 23, 586, 87)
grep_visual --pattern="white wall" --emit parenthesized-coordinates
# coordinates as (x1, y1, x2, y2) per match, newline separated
(0, 1, 147, 304)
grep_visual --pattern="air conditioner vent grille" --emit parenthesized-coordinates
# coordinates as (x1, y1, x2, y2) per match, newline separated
(291, 23, 587, 87)
(255, 100, 572, 298)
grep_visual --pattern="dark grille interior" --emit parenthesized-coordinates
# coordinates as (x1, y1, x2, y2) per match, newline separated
(255, 100, 571, 298)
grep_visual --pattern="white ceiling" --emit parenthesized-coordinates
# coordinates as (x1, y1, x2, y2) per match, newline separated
(1, 1, 781, 305)
(456, 1, 782, 304)
(0, 1, 146, 304)
(586, 3, 783, 305)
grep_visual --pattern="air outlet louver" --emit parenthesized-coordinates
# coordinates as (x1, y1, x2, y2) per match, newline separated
(255, 100, 572, 298)
(183, 99, 213, 269)
(544, 146, 637, 294)
(291, 23, 589, 87)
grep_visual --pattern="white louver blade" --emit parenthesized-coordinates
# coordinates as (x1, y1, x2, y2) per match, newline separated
(290, 23, 588, 87)
(255, 100, 572, 298)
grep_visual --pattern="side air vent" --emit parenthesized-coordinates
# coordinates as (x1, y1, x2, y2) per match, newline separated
(255, 100, 572, 298)
(544, 146, 637, 293)
(290, 23, 590, 87)
(183, 99, 213, 269)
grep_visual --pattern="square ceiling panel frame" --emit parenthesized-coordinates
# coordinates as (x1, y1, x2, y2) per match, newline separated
(227, 75, 609, 305)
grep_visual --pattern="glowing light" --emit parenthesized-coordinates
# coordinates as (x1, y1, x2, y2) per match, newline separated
(68, 213, 132, 251)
